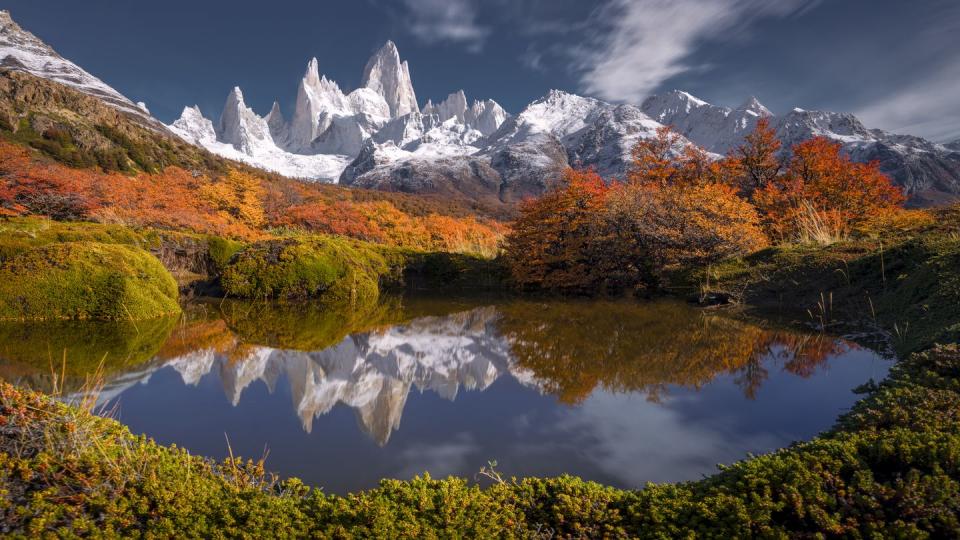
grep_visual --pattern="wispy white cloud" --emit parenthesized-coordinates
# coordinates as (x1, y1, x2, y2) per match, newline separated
(400, 0, 490, 53)
(576, 0, 818, 103)
(856, 58, 960, 143)
(519, 46, 545, 72)
(395, 433, 477, 479)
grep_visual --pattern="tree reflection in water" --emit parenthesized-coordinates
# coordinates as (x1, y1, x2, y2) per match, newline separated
(497, 299, 847, 404)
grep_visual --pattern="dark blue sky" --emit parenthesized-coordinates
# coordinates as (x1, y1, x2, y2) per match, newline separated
(7, 0, 960, 141)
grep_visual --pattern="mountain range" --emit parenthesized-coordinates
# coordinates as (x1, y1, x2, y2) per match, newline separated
(2, 9, 959, 207)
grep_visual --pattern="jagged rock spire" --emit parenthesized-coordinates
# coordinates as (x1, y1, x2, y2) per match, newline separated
(218, 86, 273, 154)
(289, 57, 351, 151)
(361, 41, 419, 118)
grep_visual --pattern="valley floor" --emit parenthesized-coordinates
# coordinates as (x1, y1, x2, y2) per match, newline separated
(1, 210, 959, 537)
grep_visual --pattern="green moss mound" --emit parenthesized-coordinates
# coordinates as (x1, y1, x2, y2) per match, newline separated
(0, 217, 156, 264)
(0, 241, 180, 321)
(220, 237, 403, 304)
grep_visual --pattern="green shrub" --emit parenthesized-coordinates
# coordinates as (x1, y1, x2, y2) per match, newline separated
(220, 237, 402, 304)
(0, 241, 180, 321)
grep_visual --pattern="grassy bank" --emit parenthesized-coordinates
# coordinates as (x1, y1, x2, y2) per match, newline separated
(0, 217, 504, 321)
(692, 206, 960, 355)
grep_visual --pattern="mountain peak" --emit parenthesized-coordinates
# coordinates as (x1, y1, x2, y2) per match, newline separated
(218, 86, 274, 153)
(667, 90, 710, 107)
(180, 104, 205, 120)
(169, 105, 217, 146)
(423, 90, 469, 123)
(0, 9, 157, 126)
(362, 41, 419, 118)
(266, 100, 283, 121)
(540, 89, 585, 104)
(738, 96, 772, 117)
(227, 86, 245, 105)
(379, 40, 400, 57)
(304, 57, 320, 84)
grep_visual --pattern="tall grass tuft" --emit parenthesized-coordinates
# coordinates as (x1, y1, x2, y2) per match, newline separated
(795, 201, 848, 245)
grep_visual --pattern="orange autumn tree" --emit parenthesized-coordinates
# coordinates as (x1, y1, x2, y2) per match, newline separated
(734, 117, 782, 194)
(504, 168, 610, 292)
(627, 126, 685, 186)
(603, 127, 767, 284)
(754, 136, 905, 242)
(605, 181, 767, 278)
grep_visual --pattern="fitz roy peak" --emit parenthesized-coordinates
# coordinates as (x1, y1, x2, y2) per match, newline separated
(360, 41, 419, 119)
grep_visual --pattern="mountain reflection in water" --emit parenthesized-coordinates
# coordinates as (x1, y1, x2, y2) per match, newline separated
(161, 307, 515, 445)
(1, 298, 876, 448)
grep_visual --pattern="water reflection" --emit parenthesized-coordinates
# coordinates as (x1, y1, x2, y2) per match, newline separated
(498, 300, 849, 403)
(1, 298, 874, 448)
(160, 307, 516, 444)
(0, 317, 177, 393)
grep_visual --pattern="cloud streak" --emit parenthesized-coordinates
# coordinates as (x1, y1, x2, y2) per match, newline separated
(856, 61, 960, 143)
(576, 0, 818, 103)
(401, 0, 490, 52)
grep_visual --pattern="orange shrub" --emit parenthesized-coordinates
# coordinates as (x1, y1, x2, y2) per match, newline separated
(754, 137, 905, 242)
(284, 201, 383, 241)
(605, 180, 767, 272)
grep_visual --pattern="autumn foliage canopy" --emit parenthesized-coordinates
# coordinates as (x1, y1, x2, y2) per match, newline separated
(506, 122, 905, 293)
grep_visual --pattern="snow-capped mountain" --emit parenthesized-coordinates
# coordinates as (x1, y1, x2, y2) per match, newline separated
(169, 41, 509, 182)
(643, 91, 960, 204)
(0, 10, 160, 129)
(488, 90, 670, 174)
(641, 90, 772, 154)
(343, 89, 682, 203)
(168, 88, 352, 181)
(423, 90, 508, 137)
